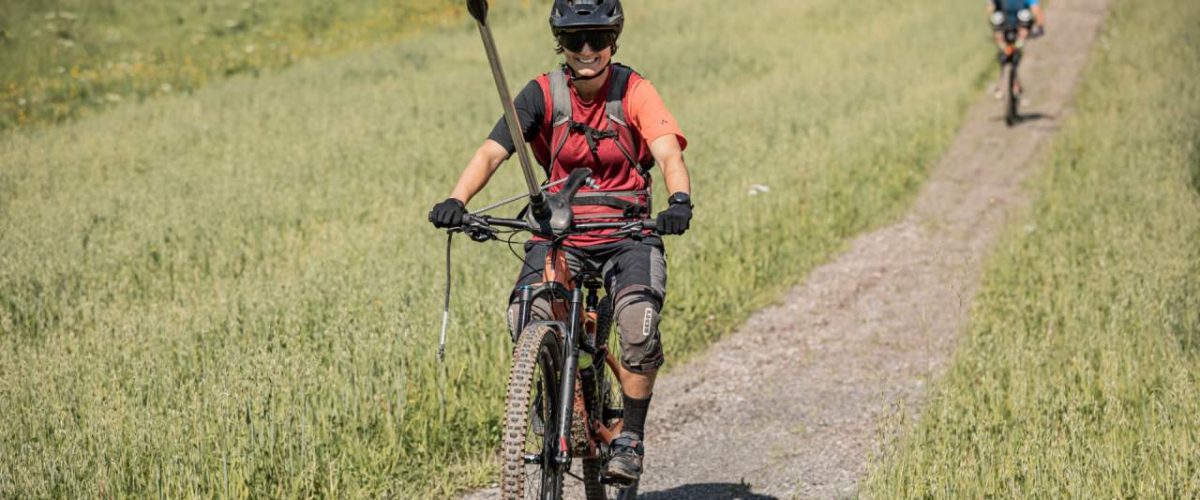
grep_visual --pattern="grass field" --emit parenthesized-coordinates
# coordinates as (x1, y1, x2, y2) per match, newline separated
(863, 0, 1200, 495)
(2, 0, 994, 496)
(0, 0, 459, 129)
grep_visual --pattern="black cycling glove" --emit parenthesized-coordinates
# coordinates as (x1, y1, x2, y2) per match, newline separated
(428, 198, 466, 228)
(656, 202, 692, 235)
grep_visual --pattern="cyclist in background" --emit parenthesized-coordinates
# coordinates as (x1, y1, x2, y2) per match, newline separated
(988, 0, 1046, 98)
(428, 0, 692, 485)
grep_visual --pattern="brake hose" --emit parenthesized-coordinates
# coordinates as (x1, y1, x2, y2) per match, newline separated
(438, 231, 453, 361)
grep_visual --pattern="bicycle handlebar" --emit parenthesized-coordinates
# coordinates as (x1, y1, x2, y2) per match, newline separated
(449, 168, 660, 241)
(459, 213, 657, 241)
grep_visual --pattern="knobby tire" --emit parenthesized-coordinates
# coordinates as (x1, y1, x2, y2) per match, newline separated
(1007, 57, 1020, 127)
(502, 324, 565, 499)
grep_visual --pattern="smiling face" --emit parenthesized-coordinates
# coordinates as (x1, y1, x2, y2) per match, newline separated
(556, 30, 617, 80)
(563, 44, 612, 79)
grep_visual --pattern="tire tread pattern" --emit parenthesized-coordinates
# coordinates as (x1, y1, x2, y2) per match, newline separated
(500, 324, 563, 499)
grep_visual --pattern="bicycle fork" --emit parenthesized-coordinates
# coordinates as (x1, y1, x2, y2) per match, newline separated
(512, 277, 591, 468)
(553, 287, 584, 467)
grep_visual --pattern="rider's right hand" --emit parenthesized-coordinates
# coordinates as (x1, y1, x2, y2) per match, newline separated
(429, 198, 467, 228)
(1031, 24, 1045, 38)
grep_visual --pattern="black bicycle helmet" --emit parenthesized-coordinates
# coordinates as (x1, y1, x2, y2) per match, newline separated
(549, 0, 624, 35)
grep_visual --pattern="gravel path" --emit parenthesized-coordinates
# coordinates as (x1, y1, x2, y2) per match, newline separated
(466, 0, 1112, 497)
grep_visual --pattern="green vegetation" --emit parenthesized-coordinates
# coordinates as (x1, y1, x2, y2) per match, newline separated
(0, 0, 459, 129)
(864, 0, 1200, 495)
(1, 0, 992, 496)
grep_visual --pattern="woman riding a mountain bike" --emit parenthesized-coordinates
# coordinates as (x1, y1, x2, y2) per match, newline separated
(428, 0, 692, 490)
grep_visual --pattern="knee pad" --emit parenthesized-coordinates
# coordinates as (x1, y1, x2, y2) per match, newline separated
(989, 11, 1005, 28)
(613, 293, 665, 373)
(508, 298, 553, 341)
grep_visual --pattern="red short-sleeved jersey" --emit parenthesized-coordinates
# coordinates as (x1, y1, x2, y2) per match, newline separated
(487, 66, 686, 247)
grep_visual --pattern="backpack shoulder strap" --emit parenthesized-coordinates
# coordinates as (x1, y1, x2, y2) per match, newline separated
(605, 64, 634, 126)
(548, 67, 572, 128)
(604, 64, 654, 173)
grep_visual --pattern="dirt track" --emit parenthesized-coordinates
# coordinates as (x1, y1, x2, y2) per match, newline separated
(465, 0, 1113, 497)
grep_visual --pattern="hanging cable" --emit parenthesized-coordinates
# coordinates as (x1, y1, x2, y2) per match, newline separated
(438, 231, 454, 362)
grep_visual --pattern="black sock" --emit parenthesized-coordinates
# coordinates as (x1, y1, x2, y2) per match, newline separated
(621, 393, 652, 439)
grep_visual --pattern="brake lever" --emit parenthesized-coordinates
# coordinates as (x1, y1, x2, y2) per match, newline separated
(600, 220, 655, 240)
(464, 225, 495, 242)
(453, 214, 496, 242)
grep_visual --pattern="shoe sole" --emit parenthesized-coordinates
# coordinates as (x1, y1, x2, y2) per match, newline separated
(602, 472, 638, 487)
(603, 464, 640, 486)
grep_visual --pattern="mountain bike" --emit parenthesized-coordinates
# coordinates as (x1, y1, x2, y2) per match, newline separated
(448, 168, 647, 500)
(1000, 28, 1024, 127)
(995, 10, 1043, 127)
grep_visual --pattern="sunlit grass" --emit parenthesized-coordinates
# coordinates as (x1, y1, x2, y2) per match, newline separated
(1, 0, 992, 495)
(0, 0, 460, 129)
(863, 0, 1200, 495)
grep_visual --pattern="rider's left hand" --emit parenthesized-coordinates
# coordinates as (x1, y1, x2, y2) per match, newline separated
(1031, 24, 1045, 38)
(656, 203, 692, 235)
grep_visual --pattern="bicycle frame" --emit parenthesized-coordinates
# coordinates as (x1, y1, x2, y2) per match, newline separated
(510, 243, 627, 469)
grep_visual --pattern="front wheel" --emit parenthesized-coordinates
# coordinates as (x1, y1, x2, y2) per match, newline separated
(501, 324, 565, 499)
(1006, 59, 1021, 126)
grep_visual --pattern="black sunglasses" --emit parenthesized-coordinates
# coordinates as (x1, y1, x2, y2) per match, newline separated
(556, 30, 616, 52)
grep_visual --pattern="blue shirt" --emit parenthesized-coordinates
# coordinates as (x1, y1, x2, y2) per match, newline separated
(992, 0, 1038, 12)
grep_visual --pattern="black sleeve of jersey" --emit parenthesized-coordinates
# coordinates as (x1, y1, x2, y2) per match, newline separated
(487, 80, 545, 154)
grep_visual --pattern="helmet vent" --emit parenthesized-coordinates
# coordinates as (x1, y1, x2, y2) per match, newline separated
(549, 0, 624, 36)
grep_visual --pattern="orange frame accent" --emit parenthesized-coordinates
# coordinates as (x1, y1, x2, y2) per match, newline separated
(533, 244, 629, 457)
(543, 246, 573, 321)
